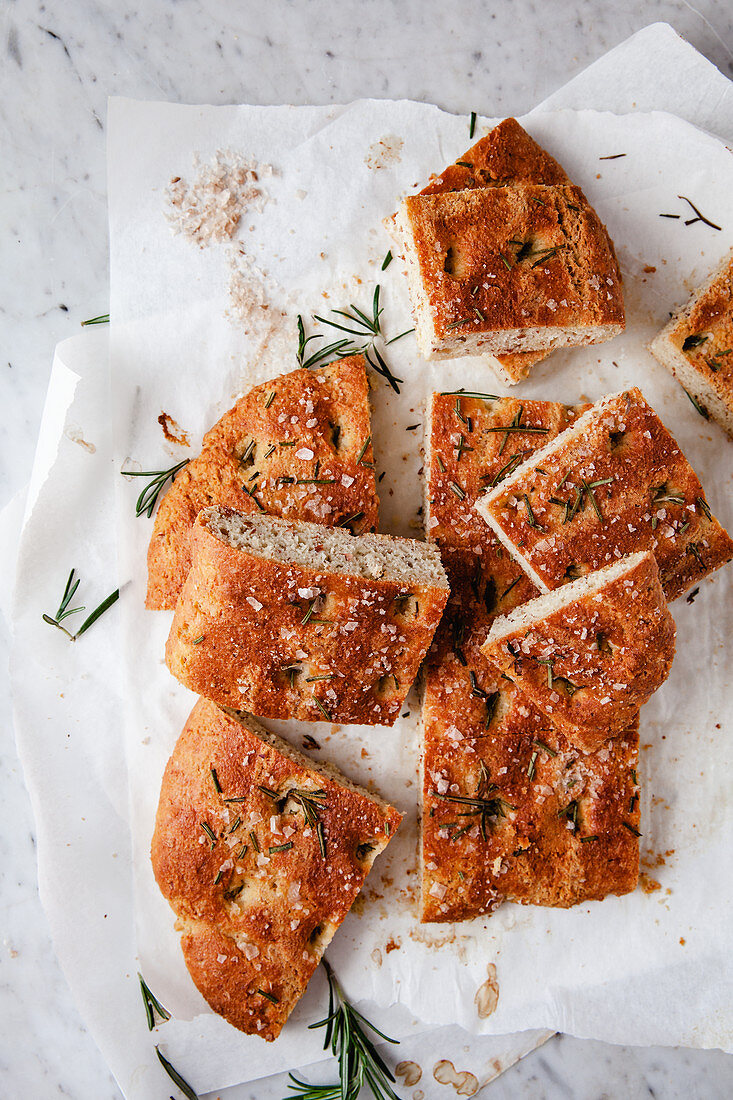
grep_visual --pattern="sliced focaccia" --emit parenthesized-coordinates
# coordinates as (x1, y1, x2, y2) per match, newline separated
(165, 509, 449, 726)
(649, 248, 733, 438)
(421, 391, 637, 920)
(392, 182, 624, 361)
(481, 551, 675, 753)
(421, 552, 640, 921)
(418, 117, 570, 383)
(151, 698, 401, 1039)
(475, 387, 733, 602)
(146, 355, 379, 610)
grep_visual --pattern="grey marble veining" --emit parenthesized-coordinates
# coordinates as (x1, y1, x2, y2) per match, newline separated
(2, 1, 733, 1098)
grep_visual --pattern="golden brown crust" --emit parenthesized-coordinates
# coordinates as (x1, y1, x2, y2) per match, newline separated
(165, 511, 449, 726)
(401, 183, 625, 347)
(478, 387, 733, 602)
(151, 698, 401, 1039)
(418, 118, 572, 379)
(481, 551, 676, 753)
(146, 356, 379, 610)
(427, 393, 586, 549)
(419, 117, 570, 197)
(422, 394, 638, 921)
(650, 250, 733, 437)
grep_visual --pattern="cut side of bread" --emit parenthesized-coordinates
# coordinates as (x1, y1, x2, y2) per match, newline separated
(392, 183, 624, 361)
(481, 551, 675, 753)
(146, 355, 379, 610)
(165, 509, 449, 726)
(151, 698, 401, 1039)
(421, 392, 637, 920)
(649, 249, 733, 438)
(476, 387, 733, 602)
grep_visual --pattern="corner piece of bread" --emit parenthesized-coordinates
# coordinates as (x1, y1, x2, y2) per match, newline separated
(649, 249, 733, 438)
(392, 183, 624, 361)
(165, 509, 449, 726)
(476, 387, 733, 602)
(421, 391, 637, 921)
(151, 698, 401, 1039)
(146, 355, 379, 610)
(421, 558, 640, 920)
(481, 551, 675, 753)
(417, 117, 571, 383)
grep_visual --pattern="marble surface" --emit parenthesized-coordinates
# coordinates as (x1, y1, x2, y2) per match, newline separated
(2, 2, 733, 1098)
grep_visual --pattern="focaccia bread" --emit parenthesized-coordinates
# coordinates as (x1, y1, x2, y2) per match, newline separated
(649, 249, 733, 438)
(146, 355, 379, 610)
(418, 117, 570, 384)
(421, 553, 640, 921)
(426, 391, 585, 549)
(165, 508, 449, 726)
(419, 116, 570, 197)
(151, 698, 401, 1039)
(392, 182, 624, 361)
(421, 391, 637, 920)
(476, 387, 733, 602)
(481, 550, 675, 753)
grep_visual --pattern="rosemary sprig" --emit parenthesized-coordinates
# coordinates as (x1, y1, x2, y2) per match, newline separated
(296, 314, 357, 370)
(684, 390, 709, 419)
(288, 959, 400, 1100)
(291, 788, 328, 858)
(439, 390, 499, 401)
(381, 250, 392, 270)
(121, 458, 190, 518)
(469, 110, 477, 138)
(155, 1046, 199, 1100)
(80, 313, 110, 326)
(677, 195, 722, 231)
(42, 569, 119, 642)
(138, 972, 171, 1031)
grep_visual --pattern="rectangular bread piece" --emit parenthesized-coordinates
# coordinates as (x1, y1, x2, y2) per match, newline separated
(418, 117, 571, 383)
(481, 550, 675, 753)
(422, 391, 638, 920)
(166, 509, 449, 726)
(151, 697, 402, 1039)
(649, 248, 733, 438)
(475, 387, 733, 602)
(146, 355, 379, 610)
(392, 182, 624, 361)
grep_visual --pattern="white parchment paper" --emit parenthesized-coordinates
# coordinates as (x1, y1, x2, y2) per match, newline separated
(109, 90, 733, 1054)
(8, 24, 733, 1100)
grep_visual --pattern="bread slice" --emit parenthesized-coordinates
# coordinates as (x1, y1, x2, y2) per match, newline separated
(426, 390, 586, 550)
(146, 355, 379, 610)
(392, 182, 624, 361)
(165, 509, 449, 726)
(421, 391, 637, 920)
(476, 387, 733, 602)
(151, 698, 401, 1039)
(649, 249, 733, 438)
(418, 117, 570, 383)
(421, 554, 640, 921)
(481, 551, 675, 753)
